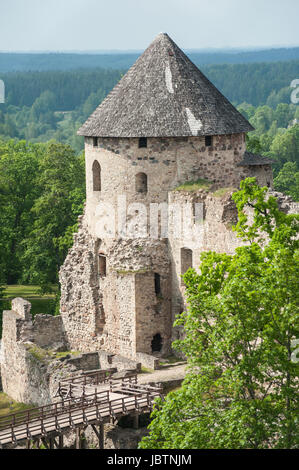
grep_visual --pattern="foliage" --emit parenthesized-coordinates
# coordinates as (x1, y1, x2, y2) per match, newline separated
(140, 178, 299, 449)
(0, 393, 33, 418)
(0, 59, 299, 153)
(0, 139, 85, 293)
(273, 162, 299, 201)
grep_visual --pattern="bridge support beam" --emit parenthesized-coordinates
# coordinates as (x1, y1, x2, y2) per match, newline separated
(75, 427, 85, 449)
(133, 412, 139, 430)
(91, 423, 104, 449)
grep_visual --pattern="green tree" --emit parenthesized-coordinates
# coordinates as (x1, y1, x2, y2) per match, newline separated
(140, 178, 299, 449)
(274, 162, 299, 201)
(270, 124, 299, 168)
(0, 139, 41, 282)
(250, 106, 274, 134)
(21, 141, 85, 291)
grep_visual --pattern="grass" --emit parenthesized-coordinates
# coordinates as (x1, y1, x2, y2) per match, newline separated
(212, 187, 236, 198)
(159, 355, 183, 365)
(140, 366, 154, 374)
(174, 178, 212, 192)
(25, 343, 80, 362)
(0, 392, 32, 418)
(2, 285, 56, 316)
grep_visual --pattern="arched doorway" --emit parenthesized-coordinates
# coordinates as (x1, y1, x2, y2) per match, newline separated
(151, 333, 163, 353)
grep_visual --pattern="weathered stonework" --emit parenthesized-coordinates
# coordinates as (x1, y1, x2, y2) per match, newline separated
(60, 213, 172, 358)
(1, 299, 109, 405)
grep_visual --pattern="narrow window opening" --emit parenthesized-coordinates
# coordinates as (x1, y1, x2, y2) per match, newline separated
(193, 202, 206, 223)
(154, 273, 161, 296)
(92, 160, 101, 191)
(99, 255, 106, 277)
(93, 137, 98, 147)
(205, 135, 212, 147)
(139, 137, 147, 148)
(181, 248, 193, 285)
(135, 172, 148, 193)
(151, 333, 163, 353)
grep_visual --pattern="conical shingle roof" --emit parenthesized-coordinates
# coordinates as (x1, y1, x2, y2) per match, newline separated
(78, 33, 254, 138)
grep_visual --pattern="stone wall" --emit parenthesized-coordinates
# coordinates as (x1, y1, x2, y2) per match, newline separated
(84, 134, 251, 239)
(1, 301, 56, 404)
(60, 213, 172, 360)
(0, 298, 103, 405)
(59, 170, 299, 365)
(168, 188, 299, 342)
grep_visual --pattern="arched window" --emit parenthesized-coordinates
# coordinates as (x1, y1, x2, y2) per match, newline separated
(92, 160, 101, 191)
(135, 172, 147, 194)
(151, 333, 163, 353)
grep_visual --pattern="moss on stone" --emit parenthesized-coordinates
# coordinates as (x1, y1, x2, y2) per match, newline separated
(53, 350, 80, 359)
(212, 187, 236, 198)
(173, 178, 212, 192)
(116, 268, 149, 275)
(26, 344, 49, 362)
(26, 344, 80, 362)
(0, 392, 33, 417)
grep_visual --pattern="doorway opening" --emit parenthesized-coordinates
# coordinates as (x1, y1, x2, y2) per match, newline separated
(151, 333, 163, 353)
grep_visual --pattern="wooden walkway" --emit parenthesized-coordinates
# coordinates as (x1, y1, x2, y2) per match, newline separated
(0, 374, 163, 449)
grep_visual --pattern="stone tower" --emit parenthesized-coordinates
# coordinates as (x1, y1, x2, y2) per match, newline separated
(59, 33, 274, 363)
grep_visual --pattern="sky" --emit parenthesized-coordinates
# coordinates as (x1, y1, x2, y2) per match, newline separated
(0, 0, 299, 52)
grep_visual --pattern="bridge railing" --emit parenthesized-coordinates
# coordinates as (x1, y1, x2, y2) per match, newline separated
(0, 386, 163, 444)
(60, 368, 117, 387)
(0, 389, 109, 431)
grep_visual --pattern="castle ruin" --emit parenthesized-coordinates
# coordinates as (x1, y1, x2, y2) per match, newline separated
(58, 33, 274, 362)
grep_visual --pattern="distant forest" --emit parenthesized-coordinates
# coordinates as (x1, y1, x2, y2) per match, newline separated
(1, 60, 298, 111)
(1, 47, 299, 72)
(0, 59, 298, 153)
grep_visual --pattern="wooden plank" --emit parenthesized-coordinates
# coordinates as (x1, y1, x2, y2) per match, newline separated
(0, 391, 160, 445)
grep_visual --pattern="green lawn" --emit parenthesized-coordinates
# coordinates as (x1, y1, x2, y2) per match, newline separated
(2, 285, 56, 316)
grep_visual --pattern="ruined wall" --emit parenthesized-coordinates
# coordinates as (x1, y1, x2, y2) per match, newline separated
(1, 299, 66, 405)
(58, 132, 280, 363)
(168, 188, 299, 338)
(60, 212, 172, 359)
(240, 164, 273, 188)
(0, 298, 107, 405)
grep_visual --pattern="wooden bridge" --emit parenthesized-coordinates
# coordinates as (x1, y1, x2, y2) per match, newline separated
(0, 372, 163, 449)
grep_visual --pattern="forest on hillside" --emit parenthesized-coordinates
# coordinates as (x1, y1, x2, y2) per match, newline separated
(1, 47, 299, 72)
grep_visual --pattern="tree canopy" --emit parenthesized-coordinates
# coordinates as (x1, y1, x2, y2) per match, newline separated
(0, 139, 85, 293)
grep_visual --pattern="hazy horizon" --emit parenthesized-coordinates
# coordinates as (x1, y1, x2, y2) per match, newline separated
(1, 45, 299, 54)
(1, 0, 299, 52)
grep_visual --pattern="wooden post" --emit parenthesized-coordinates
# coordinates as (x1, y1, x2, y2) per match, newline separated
(59, 434, 64, 449)
(99, 423, 104, 449)
(75, 427, 84, 449)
